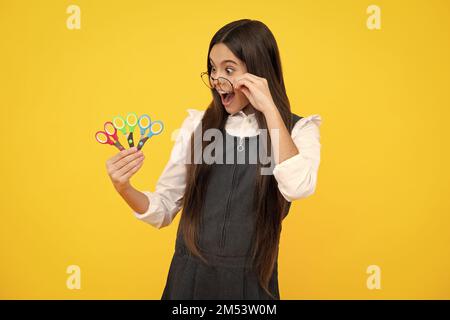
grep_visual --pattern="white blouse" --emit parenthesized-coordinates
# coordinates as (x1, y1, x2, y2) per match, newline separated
(133, 108, 322, 229)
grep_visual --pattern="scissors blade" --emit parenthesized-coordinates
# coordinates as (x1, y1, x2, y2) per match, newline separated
(114, 141, 125, 151)
(127, 132, 135, 148)
(137, 136, 149, 150)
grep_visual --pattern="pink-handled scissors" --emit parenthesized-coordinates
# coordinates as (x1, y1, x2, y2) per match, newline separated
(95, 121, 125, 151)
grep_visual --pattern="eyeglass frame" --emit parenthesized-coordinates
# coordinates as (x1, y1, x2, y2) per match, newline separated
(200, 71, 235, 93)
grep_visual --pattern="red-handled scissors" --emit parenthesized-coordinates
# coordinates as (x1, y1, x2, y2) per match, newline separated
(95, 121, 125, 151)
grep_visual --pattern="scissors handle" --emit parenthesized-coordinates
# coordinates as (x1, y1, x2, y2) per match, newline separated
(148, 120, 164, 137)
(127, 132, 135, 148)
(137, 136, 149, 150)
(138, 114, 151, 136)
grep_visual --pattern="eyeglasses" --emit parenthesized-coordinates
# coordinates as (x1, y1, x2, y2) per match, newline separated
(200, 71, 234, 94)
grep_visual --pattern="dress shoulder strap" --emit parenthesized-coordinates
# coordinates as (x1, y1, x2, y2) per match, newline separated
(292, 112, 303, 125)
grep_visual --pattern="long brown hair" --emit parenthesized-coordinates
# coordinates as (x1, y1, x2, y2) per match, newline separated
(180, 19, 295, 299)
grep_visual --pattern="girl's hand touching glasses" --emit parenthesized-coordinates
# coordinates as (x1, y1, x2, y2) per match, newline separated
(233, 73, 277, 114)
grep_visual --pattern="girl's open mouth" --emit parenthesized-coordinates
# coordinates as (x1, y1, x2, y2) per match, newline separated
(220, 92, 235, 106)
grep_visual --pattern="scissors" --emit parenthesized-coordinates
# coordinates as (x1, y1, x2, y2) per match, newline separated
(95, 121, 126, 151)
(137, 114, 164, 150)
(112, 112, 138, 148)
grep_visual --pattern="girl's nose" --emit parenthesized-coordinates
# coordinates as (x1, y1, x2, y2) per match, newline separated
(211, 78, 220, 90)
(212, 78, 225, 90)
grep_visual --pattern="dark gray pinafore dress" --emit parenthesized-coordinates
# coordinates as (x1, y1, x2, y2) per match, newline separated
(161, 113, 303, 300)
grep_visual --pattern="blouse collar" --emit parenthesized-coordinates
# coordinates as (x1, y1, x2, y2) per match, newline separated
(228, 110, 256, 119)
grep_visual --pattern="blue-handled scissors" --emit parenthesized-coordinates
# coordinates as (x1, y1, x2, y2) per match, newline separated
(137, 114, 164, 150)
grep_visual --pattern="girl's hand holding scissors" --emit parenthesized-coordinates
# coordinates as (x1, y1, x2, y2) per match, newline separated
(106, 147, 145, 192)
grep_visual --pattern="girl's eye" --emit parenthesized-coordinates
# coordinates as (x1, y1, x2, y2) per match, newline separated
(209, 67, 233, 75)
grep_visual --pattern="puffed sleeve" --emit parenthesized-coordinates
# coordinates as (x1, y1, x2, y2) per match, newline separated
(272, 114, 322, 202)
(132, 108, 205, 228)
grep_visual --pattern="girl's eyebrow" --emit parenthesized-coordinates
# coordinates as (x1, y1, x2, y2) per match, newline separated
(209, 58, 238, 66)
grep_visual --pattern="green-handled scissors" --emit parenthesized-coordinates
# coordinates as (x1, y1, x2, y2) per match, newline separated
(137, 114, 164, 150)
(112, 112, 138, 148)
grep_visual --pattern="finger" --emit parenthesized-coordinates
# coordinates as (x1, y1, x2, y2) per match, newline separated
(240, 86, 251, 97)
(110, 147, 138, 165)
(243, 72, 266, 83)
(236, 73, 265, 84)
(121, 159, 144, 181)
(234, 74, 256, 86)
(112, 149, 143, 171)
(116, 153, 144, 177)
(235, 78, 256, 91)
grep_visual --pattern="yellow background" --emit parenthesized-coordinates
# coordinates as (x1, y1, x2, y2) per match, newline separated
(1, 0, 449, 299)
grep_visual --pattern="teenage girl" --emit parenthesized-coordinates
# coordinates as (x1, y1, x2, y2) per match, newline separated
(105, 19, 322, 300)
